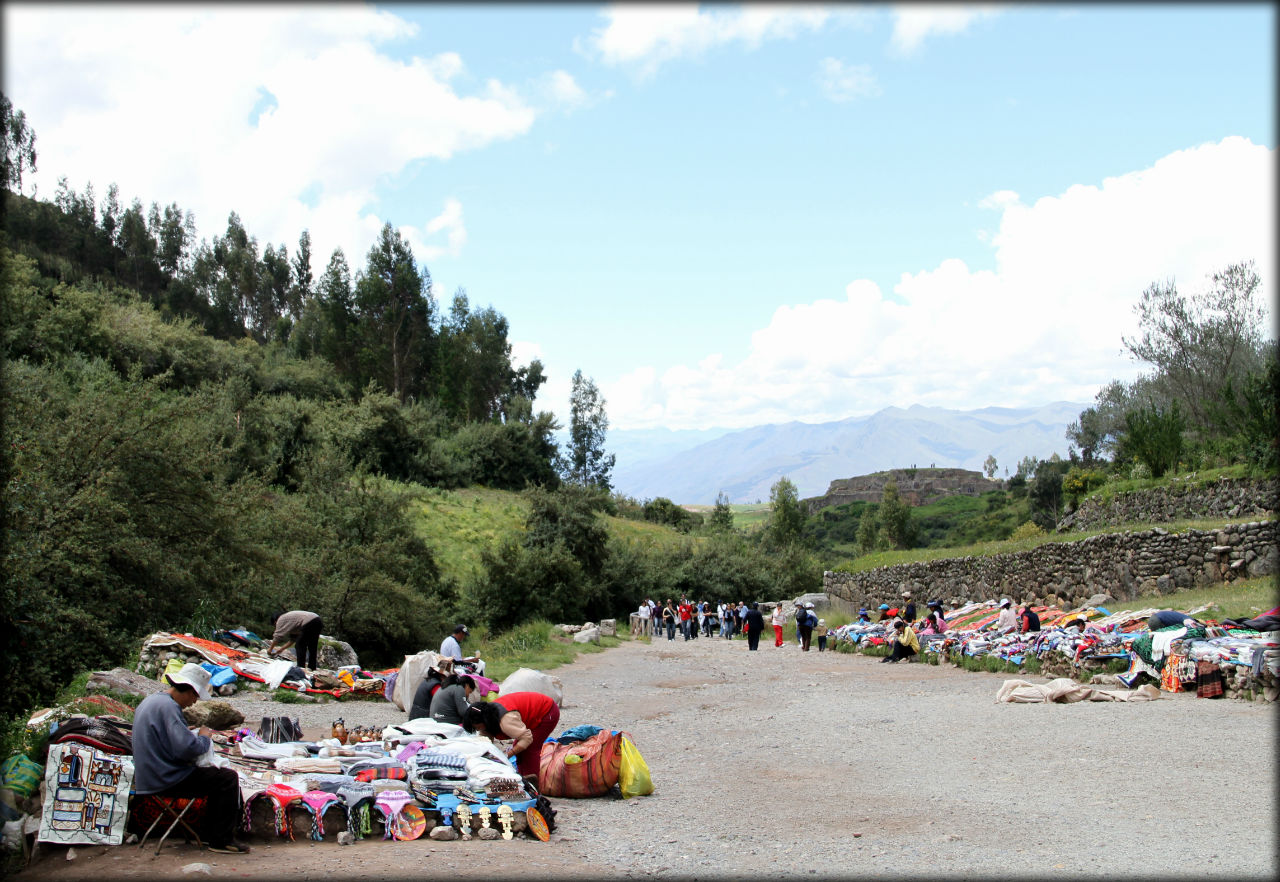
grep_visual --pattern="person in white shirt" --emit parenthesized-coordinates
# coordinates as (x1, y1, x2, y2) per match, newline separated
(993, 599, 1019, 635)
(637, 600, 652, 636)
(770, 602, 787, 648)
(440, 624, 486, 675)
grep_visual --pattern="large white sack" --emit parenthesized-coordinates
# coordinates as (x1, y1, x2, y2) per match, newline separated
(498, 667, 564, 707)
(392, 650, 444, 712)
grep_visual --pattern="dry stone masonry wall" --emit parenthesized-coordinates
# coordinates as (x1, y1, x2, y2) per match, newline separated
(825, 519, 1277, 611)
(1058, 476, 1277, 532)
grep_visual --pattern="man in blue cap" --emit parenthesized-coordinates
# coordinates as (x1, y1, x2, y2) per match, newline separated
(877, 603, 892, 622)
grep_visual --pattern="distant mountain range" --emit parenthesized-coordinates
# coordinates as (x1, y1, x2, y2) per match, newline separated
(605, 402, 1088, 504)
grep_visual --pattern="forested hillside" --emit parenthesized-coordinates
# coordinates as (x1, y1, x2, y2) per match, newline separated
(0, 99, 826, 724)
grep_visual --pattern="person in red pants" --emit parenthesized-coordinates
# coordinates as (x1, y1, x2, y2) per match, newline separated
(771, 601, 787, 647)
(463, 692, 560, 780)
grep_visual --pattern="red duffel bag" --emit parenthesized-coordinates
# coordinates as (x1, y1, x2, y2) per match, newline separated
(537, 729, 630, 798)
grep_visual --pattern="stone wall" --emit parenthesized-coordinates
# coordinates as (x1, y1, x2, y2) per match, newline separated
(809, 467, 999, 513)
(824, 519, 1277, 611)
(1058, 476, 1277, 532)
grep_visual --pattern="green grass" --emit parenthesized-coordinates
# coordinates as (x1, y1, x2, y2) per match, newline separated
(834, 514, 1271, 574)
(1081, 463, 1254, 504)
(407, 485, 530, 585)
(1104, 576, 1278, 622)
(468, 619, 629, 683)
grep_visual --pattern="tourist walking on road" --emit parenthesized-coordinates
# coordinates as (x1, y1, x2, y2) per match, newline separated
(771, 602, 787, 647)
(815, 618, 829, 652)
(663, 600, 677, 640)
(679, 598, 693, 640)
(744, 602, 765, 650)
(797, 603, 817, 651)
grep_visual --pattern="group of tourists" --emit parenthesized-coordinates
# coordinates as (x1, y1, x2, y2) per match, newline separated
(635, 598, 773, 645)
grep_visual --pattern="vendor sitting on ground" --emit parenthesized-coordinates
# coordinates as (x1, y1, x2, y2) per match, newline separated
(1147, 609, 1197, 631)
(440, 623, 486, 676)
(429, 674, 477, 726)
(857, 608, 873, 624)
(993, 598, 1018, 635)
(1067, 616, 1089, 632)
(880, 619, 920, 663)
(463, 691, 560, 780)
(876, 603, 892, 622)
(133, 664, 250, 854)
(918, 602, 948, 635)
(1019, 604, 1042, 633)
(408, 658, 455, 721)
(266, 609, 323, 671)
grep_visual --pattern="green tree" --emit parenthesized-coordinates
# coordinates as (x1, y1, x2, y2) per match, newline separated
(563, 369, 615, 489)
(877, 478, 915, 549)
(982, 454, 998, 479)
(1, 92, 37, 194)
(710, 491, 735, 532)
(1119, 402, 1185, 478)
(766, 477, 806, 547)
(1028, 458, 1068, 529)
(354, 223, 435, 403)
(1122, 261, 1269, 435)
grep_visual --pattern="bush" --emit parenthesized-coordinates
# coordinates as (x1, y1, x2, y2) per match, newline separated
(1009, 520, 1046, 541)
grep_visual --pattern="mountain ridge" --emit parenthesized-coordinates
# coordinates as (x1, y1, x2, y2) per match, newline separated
(607, 401, 1087, 504)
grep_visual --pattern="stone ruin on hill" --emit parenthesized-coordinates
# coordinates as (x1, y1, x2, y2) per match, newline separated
(807, 467, 999, 513)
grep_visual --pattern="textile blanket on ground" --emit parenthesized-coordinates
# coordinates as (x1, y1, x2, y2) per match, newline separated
(996, 678, 1162, 703)
(143, 632, 347, 698)
(538, 729, 628, 798)
(39, 742, 135, 845)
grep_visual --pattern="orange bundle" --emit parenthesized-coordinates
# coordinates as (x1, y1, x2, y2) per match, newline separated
(537, 729, 628, 798)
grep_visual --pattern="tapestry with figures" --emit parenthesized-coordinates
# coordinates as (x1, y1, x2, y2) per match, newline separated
(39, 742, 135, 845)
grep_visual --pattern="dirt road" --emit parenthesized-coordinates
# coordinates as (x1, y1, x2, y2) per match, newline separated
(19, 635, 1278, 879)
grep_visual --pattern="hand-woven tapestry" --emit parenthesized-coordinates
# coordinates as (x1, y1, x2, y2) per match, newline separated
(39, 742, 134, 845)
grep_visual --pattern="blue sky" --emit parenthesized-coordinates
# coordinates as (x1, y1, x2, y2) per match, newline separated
(5, 4, 1275, 433)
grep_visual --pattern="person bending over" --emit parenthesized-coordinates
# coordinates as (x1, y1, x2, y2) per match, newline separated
(880, 619, 919, 664)
(429, 675, 477, 726)
(132, 664, 250, 854)
(267, 609, 323, 671)
(463, 692, 560, 780)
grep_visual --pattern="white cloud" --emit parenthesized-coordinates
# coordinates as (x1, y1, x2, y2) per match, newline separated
(3, 4, 538, 268)
(816, 57, 882, 102)
(605, 137, 1275, 430)
(583, 4, 830, 77)
(889, 4, 1002, 55)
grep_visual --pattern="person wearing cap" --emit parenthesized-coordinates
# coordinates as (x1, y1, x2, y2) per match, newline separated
(856, 608, 872, 625)
(919, 603, 948, 636)
(880, 619, 920, 663)
(900, 591, 917, 624)
(797, 602, 818, 651)
(132, 664, 250, 854)
(266, 609, 323, 671)
(770, 601, 788, 648)
(993, 599, 1018, 635)
(441, 624, 486, 675)
(876, 603, 893, 622)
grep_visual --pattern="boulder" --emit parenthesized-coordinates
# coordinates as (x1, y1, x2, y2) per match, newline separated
(598, 619, 617, 637)
(182, 700, 244, 730)
(793, 593, 829, 609)
(317, 636, 359, 670)
(573, 627, 600, 644)
(1083, 593, 1111, 608)
(88, 668, 166, 698)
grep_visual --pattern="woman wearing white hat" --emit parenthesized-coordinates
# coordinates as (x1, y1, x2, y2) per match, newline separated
(132, 664, 250, 854)
(993, 598, 1018, 635)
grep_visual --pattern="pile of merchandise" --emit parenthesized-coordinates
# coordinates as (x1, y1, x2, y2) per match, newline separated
(830, 601, 1280, 701)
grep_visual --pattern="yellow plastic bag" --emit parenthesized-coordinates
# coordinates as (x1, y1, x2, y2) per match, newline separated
(618, 736, 653, 798)
(162, 658, 185, 681)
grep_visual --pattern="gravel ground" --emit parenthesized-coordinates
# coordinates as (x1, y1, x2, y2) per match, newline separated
(20, 635, 1278, 880)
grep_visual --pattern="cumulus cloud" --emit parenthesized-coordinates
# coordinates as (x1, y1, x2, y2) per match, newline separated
(3, 4, 538, 267)
(816, 57, 882, 102)
(582, 4, 830, 77)
(605, 137, 1275, 430)
(889, 4, 1002, 55)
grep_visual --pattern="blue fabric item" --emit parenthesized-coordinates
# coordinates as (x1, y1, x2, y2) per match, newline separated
(555, 724, 603, 743)
(199, 663, 238, 687)
(1094, 606, 1111, 616)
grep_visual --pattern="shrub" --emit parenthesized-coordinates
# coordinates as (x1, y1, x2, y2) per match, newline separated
(1009, 520, 1046, 541)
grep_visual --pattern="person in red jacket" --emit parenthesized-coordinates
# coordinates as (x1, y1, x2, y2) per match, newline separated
(463, 691, 560, 780)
